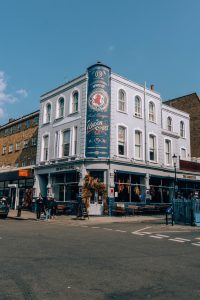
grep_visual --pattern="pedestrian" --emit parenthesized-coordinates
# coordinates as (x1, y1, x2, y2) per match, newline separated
(45, 197, 52, 221)
(36, 194, 43, 220)
(51, 198, 57, 220)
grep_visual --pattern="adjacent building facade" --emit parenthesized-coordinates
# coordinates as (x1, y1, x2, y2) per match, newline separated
(34, 63, 200, 215)
(0, 111, 39, 208)
(165, 93, 200, 158)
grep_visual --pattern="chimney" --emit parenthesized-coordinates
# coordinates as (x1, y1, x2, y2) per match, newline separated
(150, 84, 154, 91)
(9, 118, 15, 123)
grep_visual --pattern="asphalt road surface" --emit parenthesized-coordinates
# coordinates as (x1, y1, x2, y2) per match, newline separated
(0, 218, 200, 300)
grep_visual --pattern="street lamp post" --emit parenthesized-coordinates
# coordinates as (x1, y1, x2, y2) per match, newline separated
(172, 154, 178, 198)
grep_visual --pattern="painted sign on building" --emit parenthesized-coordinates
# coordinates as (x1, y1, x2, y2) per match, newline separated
(85, 63, 111, 158)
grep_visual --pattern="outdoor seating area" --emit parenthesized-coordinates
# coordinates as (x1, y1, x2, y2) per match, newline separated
(111, 203, 170, 216)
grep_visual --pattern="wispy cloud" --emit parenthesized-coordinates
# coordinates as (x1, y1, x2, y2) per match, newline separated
(16, 88, 28, 98)
(0, 71, 28, 120)
(0, 71, 16, 104)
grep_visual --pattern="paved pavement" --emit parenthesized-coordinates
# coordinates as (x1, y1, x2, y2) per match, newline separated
(7, 209, 165, 224)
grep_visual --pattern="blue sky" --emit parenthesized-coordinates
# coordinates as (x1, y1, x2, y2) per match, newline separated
(0, 0, 200, 124)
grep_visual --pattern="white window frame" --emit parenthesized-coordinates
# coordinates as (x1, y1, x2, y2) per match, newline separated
(70, 91, 79, 114)
(62, 129, 71, 157)
(149, 101, 156, 122)
(118, 89, 127, 113)
(180, 147, 187, 159)
(43, 102, 51, 124)
(149, 134, 157, 162)
(180, 121, 185, 138)
(164, 138, 172, 166)
(2, 145, 6, 155)
(72, 126, 78, 156)
(41, 134, 49, 161)
(134, 96, 142, 118)
(56, 97, 65, 119)
(134, 130, 143, 160)
(16, 142, 20, 151)
(117, 125, 128, 156)
(167, 116, 172, 132)
(8, 144, 13, 153)
(23, 140, 28, 148)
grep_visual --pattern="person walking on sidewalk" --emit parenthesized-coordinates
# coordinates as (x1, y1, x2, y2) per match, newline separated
(36, 194, 44, 220)
(45, 197, 53, 221)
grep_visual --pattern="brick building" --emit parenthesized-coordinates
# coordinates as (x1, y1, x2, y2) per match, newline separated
(0, 110, 39, 208)
(165, 93, 200, 158)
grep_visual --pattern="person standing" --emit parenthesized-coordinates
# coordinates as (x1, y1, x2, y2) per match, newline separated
(45, 197, 52, 221)
(51, 198, 57, 220)
(36, 194, 43, 220)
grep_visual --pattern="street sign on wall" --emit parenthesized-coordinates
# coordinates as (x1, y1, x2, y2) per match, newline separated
(85, 63, 111, 158)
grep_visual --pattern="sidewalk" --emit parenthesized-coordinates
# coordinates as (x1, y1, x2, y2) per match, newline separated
(7, 209, 166, 225)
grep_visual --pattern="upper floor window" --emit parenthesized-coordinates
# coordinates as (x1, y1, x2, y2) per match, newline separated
(73, 126, 78, 156)
(16, 142, 20, 151)
(135, 96, 142, 118)
(71, 91, 79, 114)
(62, 129, 70, 157)
(17, 123, 22, 132)
(2, 146, 6, 155)
(181, 148, 186, 159)
(135, 130, 142, 159)
(149, 101, 155, 122)
(42, 135, 49, 161)
(33, 116, 39, 125)
(167, 117, 172, 131)
(118, 126, 127, 156)
(180, 121, 185, 138)
(165, 139, 172, 165)
(57, 97, 64, 118)
(8, 144, 13, 153)
(149, 134, 157, 161)
(44, 103, 51, 123)
(25, 120, 30, 129)
(118, 89, 126, 112)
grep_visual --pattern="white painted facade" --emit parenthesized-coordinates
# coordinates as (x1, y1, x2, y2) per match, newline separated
(34, 63, 197, 215)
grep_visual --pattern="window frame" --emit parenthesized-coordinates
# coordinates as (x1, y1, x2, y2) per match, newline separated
(167, 116, 172, 132)
(180, 121, 185, 138)
(149, 101, 156, 122)
(165, 139, 172, 165)
(62, 129, 71, 157)
(134, 96, 142, 118)
(118, 89, 127, 113)
(42, 134, 49, 161)
(118, 125, 127, 156)
(70, 91, 79, 114)
(134, 130, 143, 160)
(149, 134, 157, 162)
(57, 97, 65, 119)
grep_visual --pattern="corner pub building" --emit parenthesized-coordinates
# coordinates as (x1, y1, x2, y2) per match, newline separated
(34, 62, 200, 215)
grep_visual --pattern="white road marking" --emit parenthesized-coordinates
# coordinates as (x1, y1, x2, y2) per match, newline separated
(169, 238, 185, 243)
(134, 226, 152, 233)
(191, 243, 200, 247)
(195, 237, 200, 240)
(155, 234, 170, 238)
(81, 225, 88, 228)
(142, 232, 152, 235)
(103, 228, 113, 231)
(150, 235, 163, 239)
(115, 230, 126, 233)
(131, 232, 145, 236)
(173, 237, 191, 242)
(91, 226, 100, 229)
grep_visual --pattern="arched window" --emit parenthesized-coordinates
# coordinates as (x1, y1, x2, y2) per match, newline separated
(42, 135, 49, 161)
(44, 103, 51, 123)
(118, 89, 126, 112)
(167, 117, 172, 131)
(180, 121, 185, 138)
(118, 126, 127, 156)
(149, 134, 157, 161)
(135, 96, 142, 117)
(135, 130, 142, 159)
(71, 91, 79, 113)
(149, 102, 155, 122)
(57, 97, 64, 118)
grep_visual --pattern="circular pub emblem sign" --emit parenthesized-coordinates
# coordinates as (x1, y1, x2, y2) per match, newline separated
(89, 90, 109, 112)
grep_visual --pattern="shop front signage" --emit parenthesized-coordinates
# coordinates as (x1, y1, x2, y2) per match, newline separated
(85, 63, 111, 158)
(183, 174, 196, 179)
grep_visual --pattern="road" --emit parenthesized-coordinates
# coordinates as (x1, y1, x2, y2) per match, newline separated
(0, 217, 200, 300)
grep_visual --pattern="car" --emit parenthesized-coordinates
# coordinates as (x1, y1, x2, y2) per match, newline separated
(0, 198, 9, 218)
